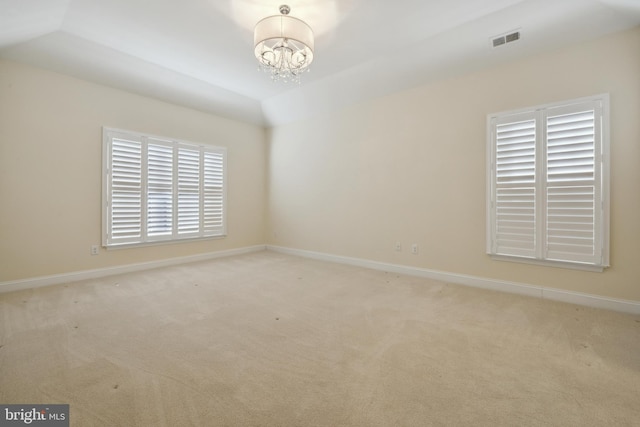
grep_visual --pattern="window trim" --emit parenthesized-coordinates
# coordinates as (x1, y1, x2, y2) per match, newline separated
(486, 94, 610, 271)
(102, 127, 227, 249)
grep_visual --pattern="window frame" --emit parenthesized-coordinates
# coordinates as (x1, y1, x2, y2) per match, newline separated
(486, 94, 610, 272)
(102, 127, 227, 249)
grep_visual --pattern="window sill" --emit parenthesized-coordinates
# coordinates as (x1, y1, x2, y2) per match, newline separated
(105, 234, 227, 250)
(489, 254, 607, 272)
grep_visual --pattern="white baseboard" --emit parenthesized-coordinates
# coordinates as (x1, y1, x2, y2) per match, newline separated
(0, 245, 266, 294)
(4, 244, 638, 315)
(266, 245, 640, 315)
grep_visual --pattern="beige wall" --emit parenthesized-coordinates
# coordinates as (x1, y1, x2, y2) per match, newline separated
(2, 27, 638, 302)
(0, 60, 267, 282)
(267, 27, 640, 301)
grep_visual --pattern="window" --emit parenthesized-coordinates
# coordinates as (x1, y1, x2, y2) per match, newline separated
(102, 128, 226, 248)
(486, 95, 609, 271)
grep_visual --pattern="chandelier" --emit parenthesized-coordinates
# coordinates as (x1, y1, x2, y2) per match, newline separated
(253, 5, 314, 84)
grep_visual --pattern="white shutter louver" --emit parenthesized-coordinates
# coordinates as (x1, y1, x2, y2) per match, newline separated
(545, 108, 597, 264)
(178, 147, 201, 235)
(494, 117, 537, 258)
(203, 150, 225, 235)
(109, 137, 142, 243)
(147, 141, 173, 238)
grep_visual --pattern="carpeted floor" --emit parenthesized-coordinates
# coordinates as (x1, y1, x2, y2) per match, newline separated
(1, 251, 639, 426)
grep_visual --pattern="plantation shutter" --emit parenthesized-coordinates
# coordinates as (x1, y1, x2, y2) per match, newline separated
(487, 95, 608, 269)
(177, 147, 201, 235)
(491, 112, 537, 258)
(104, 128, 227, 247)
(108, 134, 143, 244)
(203, 150, 225, 236)
(544, 101, 601, 264)
(147, 140, 174, 239)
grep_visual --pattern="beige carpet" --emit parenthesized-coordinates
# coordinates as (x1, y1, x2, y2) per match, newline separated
(1, 251, 639, 426)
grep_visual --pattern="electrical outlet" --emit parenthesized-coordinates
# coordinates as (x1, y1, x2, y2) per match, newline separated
(395, 242, 402, 252)
(91, 245, 99, 255)
(411, 244, 419, 255)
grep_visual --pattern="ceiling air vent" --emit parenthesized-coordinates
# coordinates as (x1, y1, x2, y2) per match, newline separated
(492, 30, 521, 48)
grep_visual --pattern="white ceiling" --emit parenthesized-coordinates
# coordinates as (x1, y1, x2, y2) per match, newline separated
(1, 0, 639, 127)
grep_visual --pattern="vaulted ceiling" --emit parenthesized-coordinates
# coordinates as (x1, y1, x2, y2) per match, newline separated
(1, 0, 639, 127)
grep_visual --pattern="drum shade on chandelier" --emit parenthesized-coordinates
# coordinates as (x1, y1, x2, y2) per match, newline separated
(254, 5, 314, 83)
